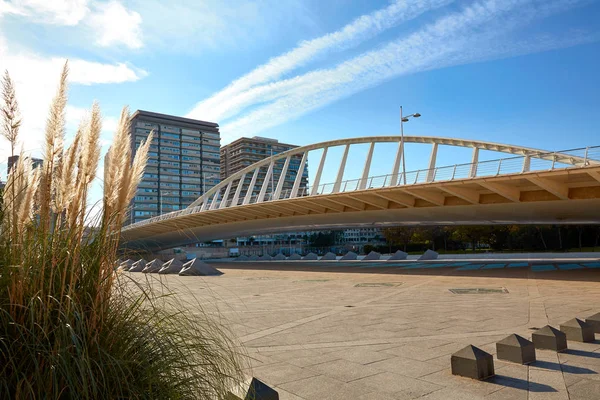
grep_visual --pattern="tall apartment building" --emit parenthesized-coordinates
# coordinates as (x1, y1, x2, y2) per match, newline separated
(129, 110, 221, 225)
(220, 136, 308, 201)
(7, 155, 43, 175)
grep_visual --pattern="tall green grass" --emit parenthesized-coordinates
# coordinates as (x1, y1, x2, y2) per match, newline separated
(0, 64, 245, 399)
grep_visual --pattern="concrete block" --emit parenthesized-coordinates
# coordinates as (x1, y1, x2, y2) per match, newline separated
(158, 258, 184, 274)
(560, 318, 595, 342)
(321, 252, 337, 260)
(248, 255, 260, 261)
(585, 312, 600, 333)
(532, 325, 568, 351)
(142, 259, 163, 273)
(128, 259, 147, 272)
(451, 345, 494, 380)
(340, 251, 357, 261)
(303, 252, 318, 260)
(388, 250, 408, 261)
(288, 253, 302, 260)
(236, 255, 249, 261)
(258, 254, 272, 261)
(273, 253, 286, 260)
(118, 259, 134, 271)
(362, 251, 381, 261)
(418, 249, 438, 261)
(226, 377, 279, 400)
(496, 334, 536, 364)
(179, 259, 222, 276)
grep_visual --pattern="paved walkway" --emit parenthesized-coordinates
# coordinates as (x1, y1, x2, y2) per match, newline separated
(157, 262, 600, 399)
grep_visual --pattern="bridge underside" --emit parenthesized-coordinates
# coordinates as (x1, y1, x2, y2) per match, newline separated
(121, 167, 600, 251)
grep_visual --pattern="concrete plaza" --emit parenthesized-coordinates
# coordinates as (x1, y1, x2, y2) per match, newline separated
(158, 261, 600, 399)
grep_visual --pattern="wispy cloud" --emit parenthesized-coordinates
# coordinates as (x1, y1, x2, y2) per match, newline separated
(87, 0, 143, 49)
(213, 0, 596, 142)
(187, 0, 454, 122)
(0, 31, 147, 165)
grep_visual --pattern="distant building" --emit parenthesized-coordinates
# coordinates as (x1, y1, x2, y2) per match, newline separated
(128, 110, 221, 225)
(220, 136, 308, 201)
(342, 228, 385, 244)
(7, 155, 43, 175)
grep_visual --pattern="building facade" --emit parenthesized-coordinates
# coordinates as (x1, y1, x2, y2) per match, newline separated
(129, 110, 221, 225)
(220, 136, 308, 201)
(7, 155, 43, 175)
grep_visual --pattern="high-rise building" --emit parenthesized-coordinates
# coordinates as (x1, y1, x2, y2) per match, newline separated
(129, 110, 221, 225)
(7, 155, 43, 175)
(220, 136, 308, 201)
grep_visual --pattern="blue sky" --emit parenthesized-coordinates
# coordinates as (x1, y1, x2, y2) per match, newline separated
(1, 0, 599, 194)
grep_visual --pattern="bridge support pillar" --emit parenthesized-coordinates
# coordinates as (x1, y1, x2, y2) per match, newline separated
(469, 147, 479, 178)
(243, 168, 260, 205)
(231, 173, 246, 207)
(291, 152, 308, 198)
(390, 140, 403, 186)
(332, 144, 350, 193)
(427, 143, 438, 182)
(310, 147, 328, 196)
(359, 142, 375, 190)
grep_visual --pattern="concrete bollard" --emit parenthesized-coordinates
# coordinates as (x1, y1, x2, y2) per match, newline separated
(451, 345, 495, 380)
(496, 334, 536, 364)
(532, 325, 567, 352)
(560, 318, 595, 343)
(585, 313, 600, 334)
(226, 377, 279, 400)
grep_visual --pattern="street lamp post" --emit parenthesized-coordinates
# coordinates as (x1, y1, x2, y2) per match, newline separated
(400, 106, 421, 185)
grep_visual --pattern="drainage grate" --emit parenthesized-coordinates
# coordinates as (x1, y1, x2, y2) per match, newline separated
(355, 282, 402, 288)
(449, 287, 508, 294)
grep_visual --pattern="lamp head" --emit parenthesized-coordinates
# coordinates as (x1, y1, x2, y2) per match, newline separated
(413, 113, 421, 118)
(401, 118, 409, 122)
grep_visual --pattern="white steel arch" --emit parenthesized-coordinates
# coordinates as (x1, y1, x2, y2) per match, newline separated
(188, 135, 592, 209)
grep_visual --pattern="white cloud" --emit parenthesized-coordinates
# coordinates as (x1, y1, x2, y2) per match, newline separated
(187, 0, 453, 122)
(213, 0, 597, 142)
(87, 0, 143, 49)
(1, 0, 89, 25)
(130, 0, 315, 54)
(0, 34, 146, 170)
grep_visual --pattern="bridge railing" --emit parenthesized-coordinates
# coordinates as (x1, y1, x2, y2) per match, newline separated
(124, 145, 600, 230)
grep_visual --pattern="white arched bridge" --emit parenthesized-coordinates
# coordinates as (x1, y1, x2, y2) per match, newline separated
(121, 136, 600, 251)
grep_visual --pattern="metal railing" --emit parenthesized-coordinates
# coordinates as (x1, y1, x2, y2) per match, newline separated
(122, 145, 600, 231)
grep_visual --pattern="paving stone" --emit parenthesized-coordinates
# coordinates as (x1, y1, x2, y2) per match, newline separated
(451, 345, 494, 380)
(278, 375, 374, 400)
(252, 362, 318, 386)
(308, 358, 381, 382)
(496, 334, 536, 364)
(532, 325, 568, 352)
(352, 371, 443, 396)
(560, 318, 595, 342)
(567, 378, 600, 399)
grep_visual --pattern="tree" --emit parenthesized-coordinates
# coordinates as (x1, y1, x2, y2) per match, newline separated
(382, 227, 415, 252)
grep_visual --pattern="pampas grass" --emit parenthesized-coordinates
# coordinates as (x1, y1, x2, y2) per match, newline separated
(0, 64, 245, 399)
